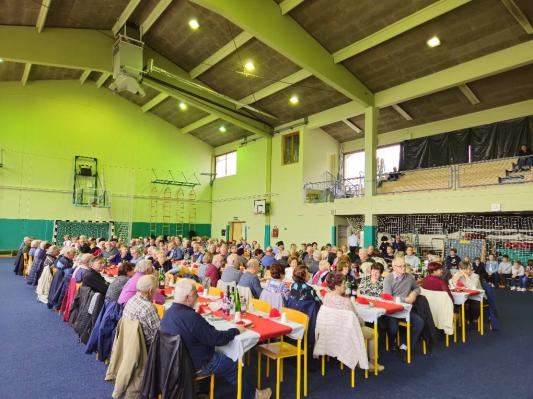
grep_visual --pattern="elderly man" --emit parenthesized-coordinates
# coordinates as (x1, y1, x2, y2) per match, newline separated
(160, 279, 271, 399)
(238, 259, 263, 298)
(221, 254, 242, 284)
(122, 275, 160, 347)
(358, 248, 374, 276)
(118, 259, 165, 305)
(260, 247, 275, 269)
(82, 255, 109, 295)
(382, 257, 425, 360)
(391, 235, 407, 253)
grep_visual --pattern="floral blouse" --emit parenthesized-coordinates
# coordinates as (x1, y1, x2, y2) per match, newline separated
(357, 275, 384, 297)
(290, 281, 322, 303)
(265, 278, 290, 300)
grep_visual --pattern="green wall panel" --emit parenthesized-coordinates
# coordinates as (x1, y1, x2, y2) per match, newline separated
(0, 218, 54, 250)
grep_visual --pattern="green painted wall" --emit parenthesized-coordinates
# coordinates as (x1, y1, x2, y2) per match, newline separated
(0, 81, 213, 248)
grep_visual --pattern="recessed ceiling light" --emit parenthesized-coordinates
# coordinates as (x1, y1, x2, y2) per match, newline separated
(0, 58, 4, 63)
(189, 18, 200, 30)
(244, 60, 255, 72)
(219, 125, 227, 133)
(426, 36, 441, 48)
(289, 95, 299, 105)
(178, 101, 187, 111)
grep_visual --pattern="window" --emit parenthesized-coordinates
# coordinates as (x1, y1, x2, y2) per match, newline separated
(343, 144, 401, 183)
(215, 151, 237, 178)
(282, 132, 299, 165)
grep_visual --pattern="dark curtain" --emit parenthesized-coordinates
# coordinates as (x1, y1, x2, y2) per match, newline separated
(400, 116, 533, 171)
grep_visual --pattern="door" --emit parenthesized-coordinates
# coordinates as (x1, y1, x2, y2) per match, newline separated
(229, 222, 245, 241)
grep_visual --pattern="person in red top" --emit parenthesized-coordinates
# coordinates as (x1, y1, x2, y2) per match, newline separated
(420, 262, 453, 301)
(205, 254, 223, 287)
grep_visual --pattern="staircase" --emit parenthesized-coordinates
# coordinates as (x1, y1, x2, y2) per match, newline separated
(498, 163, 532, 185)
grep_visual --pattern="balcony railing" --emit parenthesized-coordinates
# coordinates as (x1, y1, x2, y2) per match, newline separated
(303, 156, 532, 202)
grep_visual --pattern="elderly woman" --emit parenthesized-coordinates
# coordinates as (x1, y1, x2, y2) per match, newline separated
(264, 263, 290, 300)
(357, 262, 384, 297)
(36, 245, 60, 303)
(283, 256, 298, 283)
(198, 252, 212, 281)
(310, 260, 330, 285)
(451, 261, 481, 322)
(221, 254, 242, 284)
(118, 259, 165, 305)
(27, 240, 49, 285)
(420, 262, 453, 300)
(289, 265, 321, 303)
(205, 254, 223, 287)
(129, 246, 143, 265)
(323, 272, 384, 372)
(106, 262, 135, 302)
(72, 253, 93, 283)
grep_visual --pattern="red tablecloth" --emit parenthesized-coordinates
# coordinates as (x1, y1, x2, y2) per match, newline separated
(452, 288, 480, 296)
(214, 311, 292, 341)
(368, 299, 405, 314)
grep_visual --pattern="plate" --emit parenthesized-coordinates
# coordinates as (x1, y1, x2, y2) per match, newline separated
(235, 318, 253, 327)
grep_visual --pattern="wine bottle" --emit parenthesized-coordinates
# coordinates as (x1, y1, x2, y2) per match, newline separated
(234, 288, 241, 313)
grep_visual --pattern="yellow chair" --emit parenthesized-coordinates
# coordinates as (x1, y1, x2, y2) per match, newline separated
(154, 303, 165, 319)
(23, 253, 29, 276)
(192, 268, 199, 276)
(250, 298, 272, 314)
(208, 286, 222, 297)
(397, 321, 427, 362)
(256, 307, 309, 399)
(196, 374, 215, 399)
(75, 283, 82, 290)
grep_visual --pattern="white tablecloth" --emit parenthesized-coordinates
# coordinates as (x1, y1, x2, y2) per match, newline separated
(450, 289, 485, 305)
(354, 303, 386, 323)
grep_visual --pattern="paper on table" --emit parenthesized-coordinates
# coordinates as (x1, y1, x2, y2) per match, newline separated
(208, 302, 221, 312)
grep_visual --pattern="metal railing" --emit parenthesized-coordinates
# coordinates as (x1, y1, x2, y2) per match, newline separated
(303, 156, 532, 201)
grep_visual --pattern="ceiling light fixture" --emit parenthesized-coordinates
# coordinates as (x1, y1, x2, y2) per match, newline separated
(178, 101, 188, 111)
(289, 95, 299, 105)
(426, 36, 441, 48)
(219, 125, 227, 133)
(0, 58, 4, 63)
(189, 18, 200, 30)
(244, 60, 255, 72)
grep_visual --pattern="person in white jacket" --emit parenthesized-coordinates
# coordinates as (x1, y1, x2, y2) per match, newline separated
(496, 255, 512, 288)
(510, 260, 526, 291)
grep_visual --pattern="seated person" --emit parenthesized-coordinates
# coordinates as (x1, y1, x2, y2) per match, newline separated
(332, 259, 357, 296)
(357, 249, 374, 276)
(382, 257, 425, 358)
(391, 235, 407, 253)
(283, 256, 298, 283)
(451, 262, 481, 322)
(101, 241, 120, 265)
(260, 247, 276, 269)
(205, 254, 223, 287)
(290, 265, 321, 304)
(485, 253, 499, 287)
(105, 262, 134, 302)
(310, 260, 330, 285)
(420, 262, 453, 301)
(496, 255, 512, 288)
(220, 254, 242, 284)
(129, 246, 144, 265)
(510, 260, 525, 292)
(118, 259, 165, 305)
(238, 259, 263, 299)
(383, 246, 395, 269)
(445, 248, 461, 270)
(379, 236, 390, 256)
(514, 144, 532, 171)
(404, 246, 420, 272)
(264, 263, 290, 300)
(323, 272, 384, 372)
(524, 260, 533, 291)
(153, 251, 172, 273)
(122, 275, 160, 347)
(197, 252, 212, 281)
(357, 262, 384, 297)
(82, 255, 109, 295)
(387, 167, 401, 181)
(116, 245, 132, 264)
(160, 279, 272, 399)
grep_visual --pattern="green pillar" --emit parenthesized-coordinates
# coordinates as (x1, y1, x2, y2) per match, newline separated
(264, 224, 271, 249)
(364, 106, 378, 197)
(363, 212, 377, 247)
(331, 226, 337, 246)
(225, 224, 229, 241)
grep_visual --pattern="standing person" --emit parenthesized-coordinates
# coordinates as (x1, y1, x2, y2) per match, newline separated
(160, 279, 272, 399)
(445, 248, 461, 270)
(348, 230, 359, 255)
(379, 236, 390, 256)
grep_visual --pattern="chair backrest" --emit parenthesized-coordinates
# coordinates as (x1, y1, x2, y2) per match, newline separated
(217, 279, 236, 292)
(250, 298, 271, 314)
(281, 307, 309, 332)
(237, 285, 253, 305)
(259, 289, 284, 311)
(420, 288, 454, 335)
(208, 286, 222, 297)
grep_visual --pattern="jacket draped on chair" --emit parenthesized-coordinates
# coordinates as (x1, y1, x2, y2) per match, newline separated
(85, 298, 123, 362)
(420, 288, 454, 335)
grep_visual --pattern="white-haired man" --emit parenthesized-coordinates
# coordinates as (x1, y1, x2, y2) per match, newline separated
(220, 254, 242, 284)
(160, 279, 271, 399)
(122, 275, 160, 346)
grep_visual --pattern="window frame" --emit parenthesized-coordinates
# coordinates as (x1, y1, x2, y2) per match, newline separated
(282, 132, 300, 165)
(215, 151, 237, 179)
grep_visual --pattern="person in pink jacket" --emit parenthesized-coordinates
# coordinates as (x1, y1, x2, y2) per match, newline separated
(118, 259, 165, 305)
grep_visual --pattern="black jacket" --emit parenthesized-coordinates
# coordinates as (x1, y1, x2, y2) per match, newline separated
(413, 295, 439, 349)
(70, 286, 105, 344)
(82, 268, 109, 295)
(141, 331, 197, 399)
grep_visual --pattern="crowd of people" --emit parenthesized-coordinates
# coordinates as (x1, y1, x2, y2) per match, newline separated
(11, 232, 532, 398)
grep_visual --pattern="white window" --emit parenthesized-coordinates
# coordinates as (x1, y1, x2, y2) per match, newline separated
(343, 144, 401, 183)
(215, 151, 237, 178)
